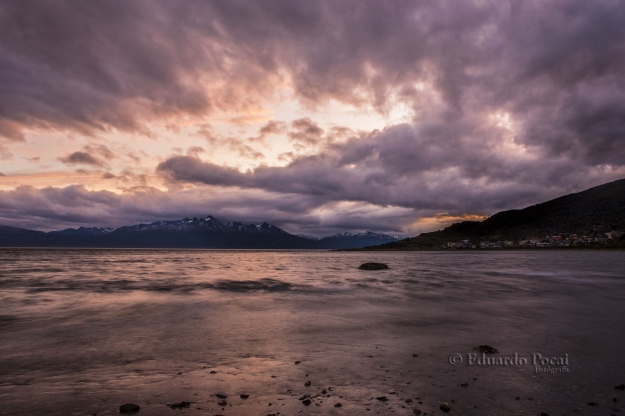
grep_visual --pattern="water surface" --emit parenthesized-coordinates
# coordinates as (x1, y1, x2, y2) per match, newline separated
(0, 249, 624, 415)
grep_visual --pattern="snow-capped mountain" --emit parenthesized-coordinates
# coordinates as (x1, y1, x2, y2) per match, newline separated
(0, 215, 398, 249)
(50, 226, 115, 237)
(115, 215, 228, 233)
(317, 231, 398, 249)
(109, 216, 290, 235)
(92, 216, 312, 248)
(227, 221, 288, 234)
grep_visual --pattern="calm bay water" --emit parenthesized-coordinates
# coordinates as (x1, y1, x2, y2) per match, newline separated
(0, 249, 624, 415)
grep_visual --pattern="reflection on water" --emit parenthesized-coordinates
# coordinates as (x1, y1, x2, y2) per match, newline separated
(0, 249, 624, 415)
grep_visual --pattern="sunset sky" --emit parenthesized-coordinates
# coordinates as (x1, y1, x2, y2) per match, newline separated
(1, 1, 624, 236)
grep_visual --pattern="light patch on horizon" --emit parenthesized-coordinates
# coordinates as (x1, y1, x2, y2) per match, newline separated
(412, 213, 490, 234)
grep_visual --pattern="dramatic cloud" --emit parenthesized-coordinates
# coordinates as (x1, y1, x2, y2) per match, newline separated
(0, 185, 413, 236)
(1, 1, 623, 156)
(0, 0, 624, 233)
(158, 121, 625, 217)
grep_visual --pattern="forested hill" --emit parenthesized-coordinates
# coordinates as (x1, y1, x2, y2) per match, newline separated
(365, 178, 625, 250)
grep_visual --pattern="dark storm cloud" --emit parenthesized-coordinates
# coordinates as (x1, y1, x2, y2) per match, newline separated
(1, 0, 625, 232)
(158, 120, 625, 215)
(157, 156, 253, 188)
(0, 1, 212, 139)
(0, 185, 119, 228)
(1, 0, 623, 166)
(59, 151, 105, 167)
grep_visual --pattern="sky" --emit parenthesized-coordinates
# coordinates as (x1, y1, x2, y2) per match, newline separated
(0, 0, 624, 237)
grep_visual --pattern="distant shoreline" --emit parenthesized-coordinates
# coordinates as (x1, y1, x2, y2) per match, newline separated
(348, 245, 625, 252)
(2, 246, 622, 252)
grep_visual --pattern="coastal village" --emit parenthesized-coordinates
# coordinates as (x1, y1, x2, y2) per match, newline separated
(442, 231, 623, 249)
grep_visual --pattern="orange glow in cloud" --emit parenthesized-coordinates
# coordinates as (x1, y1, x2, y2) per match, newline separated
(412, 213, 489, 233)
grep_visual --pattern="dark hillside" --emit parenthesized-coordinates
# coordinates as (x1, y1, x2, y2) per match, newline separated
(364, 178, 625, 250)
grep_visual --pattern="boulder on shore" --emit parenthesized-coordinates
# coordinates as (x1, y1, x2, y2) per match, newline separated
(358, 262, 389, 270)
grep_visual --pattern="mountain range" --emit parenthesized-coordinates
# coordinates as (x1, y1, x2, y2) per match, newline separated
(0, 216, 397, 249)
(363, 178, 625, 250)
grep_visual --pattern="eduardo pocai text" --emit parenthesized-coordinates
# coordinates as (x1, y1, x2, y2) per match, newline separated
(448, 352, 569, 374)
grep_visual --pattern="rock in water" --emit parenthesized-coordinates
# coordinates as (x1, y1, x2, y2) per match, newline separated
(439, 402, 451, 413)
(167, 402, 191, 409)
(473, 345, 499, 354)
(119, 403, 140, 413)
(358, 262, 389, 270)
